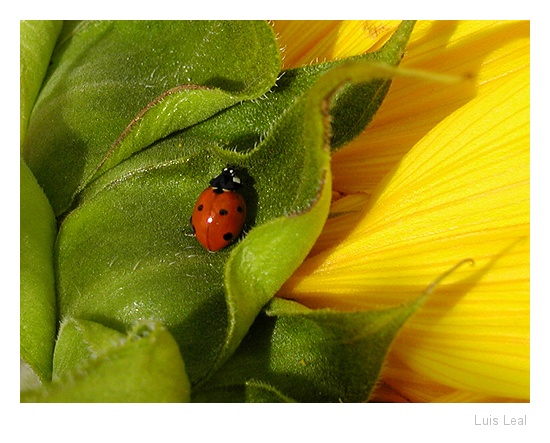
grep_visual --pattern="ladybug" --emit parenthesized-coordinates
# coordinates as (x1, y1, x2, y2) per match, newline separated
(190, 166, 247, 251)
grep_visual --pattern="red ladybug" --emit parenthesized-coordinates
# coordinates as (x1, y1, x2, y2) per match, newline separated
(190, 167, 247, 251)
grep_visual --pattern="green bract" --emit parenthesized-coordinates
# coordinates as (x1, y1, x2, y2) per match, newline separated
(22, 320, 190, 402)
(20, 160, 57, 382)
(21, 20, 419, 402)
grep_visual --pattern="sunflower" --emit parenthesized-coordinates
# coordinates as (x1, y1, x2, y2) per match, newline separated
(21, 20, 529, 403)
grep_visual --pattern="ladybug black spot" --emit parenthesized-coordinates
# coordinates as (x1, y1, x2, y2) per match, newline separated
(219, 209, 228, 216)
(237, 206, 243, 213)
(223, 232, 234, 241)
(197, 204, 204, 211)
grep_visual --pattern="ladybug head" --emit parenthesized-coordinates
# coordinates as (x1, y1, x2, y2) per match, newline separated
(210, 166, 242, 191)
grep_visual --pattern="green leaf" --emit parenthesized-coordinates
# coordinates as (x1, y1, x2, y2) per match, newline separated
(23, 20, 281, 215)
(20, 160, 57, 383)
(20, 20, 63, 147)
(193, 297, 423, 403)
(55, 157, 232, 384)
(86, 85, 240, 186)
(21, 321, 191, 402)
(244, 381, 297, 403)
(52, 317, 125, 379)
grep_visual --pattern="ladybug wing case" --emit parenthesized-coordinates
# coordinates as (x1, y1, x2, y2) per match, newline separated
(191, 188, 246, 251)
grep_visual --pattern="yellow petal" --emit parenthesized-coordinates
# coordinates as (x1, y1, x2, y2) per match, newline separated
(332, 20, 529, 195)
(372, 358, 526, 403)
(272, 20, 401, 69)
(308, 192, 369, 256)
(280, 53, 529, 400)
